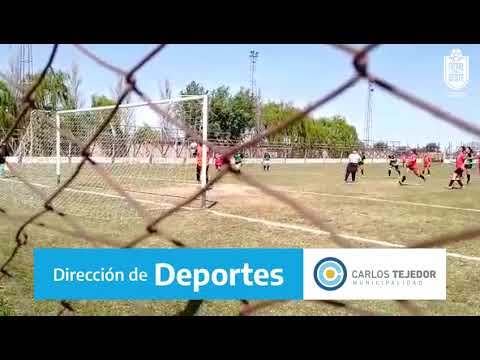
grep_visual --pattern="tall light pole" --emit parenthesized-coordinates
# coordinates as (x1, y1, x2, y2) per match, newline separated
(15, 44, 33, 100)
(364, 81, 374, 147)
(249, 50, 258, 97)
(249, 50, 260, 134)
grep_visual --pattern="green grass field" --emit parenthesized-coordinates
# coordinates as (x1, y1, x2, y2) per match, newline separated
(1, 161, 479, 315)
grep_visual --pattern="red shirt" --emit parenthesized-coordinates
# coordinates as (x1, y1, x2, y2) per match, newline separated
(423, 154, 432, 166)
(407, 154, 417, 168)
(196, 144, 212, 166)
(215, 154, 223, 166)
(456, 152, 466, 169)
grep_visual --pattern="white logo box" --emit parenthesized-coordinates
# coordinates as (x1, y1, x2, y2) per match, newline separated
(303, 249, 446, 300)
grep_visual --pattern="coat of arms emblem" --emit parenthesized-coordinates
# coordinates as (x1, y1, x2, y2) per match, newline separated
(444, 49, 469, 91)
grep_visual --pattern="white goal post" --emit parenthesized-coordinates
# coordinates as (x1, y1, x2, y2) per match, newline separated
(12, 95, 210, 216)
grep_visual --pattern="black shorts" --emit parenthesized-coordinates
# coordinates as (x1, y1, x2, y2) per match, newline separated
(454, 168, 464, 176)
(389, 161, 398, 168)
(347, 163, 358, 173)
(358, 161, 364, 166)
(465, 164, 473, 170)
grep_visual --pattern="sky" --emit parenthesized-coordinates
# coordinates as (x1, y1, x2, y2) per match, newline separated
(0, 44, 479, 147)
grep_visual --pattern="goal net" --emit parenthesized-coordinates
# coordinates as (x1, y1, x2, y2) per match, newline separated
(8, 95, 209, 220)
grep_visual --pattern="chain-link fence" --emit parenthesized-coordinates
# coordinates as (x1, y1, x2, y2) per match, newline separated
(1, 44, 480, 316)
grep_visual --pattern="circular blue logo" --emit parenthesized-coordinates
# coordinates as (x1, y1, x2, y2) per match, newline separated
(313, 257, 347, 291)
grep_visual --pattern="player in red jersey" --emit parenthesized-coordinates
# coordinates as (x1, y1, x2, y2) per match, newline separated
(214, 153, 223, 171)
(196, 143, 212, 184)
(422, 153, 433, 176)
(448, 146, 466, 190)
(399, 149, 426, 185)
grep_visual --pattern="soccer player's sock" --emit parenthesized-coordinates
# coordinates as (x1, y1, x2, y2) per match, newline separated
(457, 180, 464, 187)
(401, 175, 406, 183)
(419, 175, 426, 181)
(428, 169, 431, 175)
(361, 169, 364, 176)
(396, 169, 401, 176)
(467, 174, 471, 184)
(388, 169, 391, 176)
(448, 180, 454, 187)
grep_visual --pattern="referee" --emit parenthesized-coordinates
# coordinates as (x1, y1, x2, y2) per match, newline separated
(345, 150, 361, 183)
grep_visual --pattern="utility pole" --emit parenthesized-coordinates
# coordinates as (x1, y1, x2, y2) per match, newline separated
(18, 44, 33, 93)
(249, 50, 260, 135)
(364, 81, 374, 147)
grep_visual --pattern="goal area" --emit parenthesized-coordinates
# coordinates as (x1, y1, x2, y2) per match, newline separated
(9, 95, 209, 220)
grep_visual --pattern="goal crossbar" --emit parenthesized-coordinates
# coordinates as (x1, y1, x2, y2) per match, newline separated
(56, 95, 207, 115)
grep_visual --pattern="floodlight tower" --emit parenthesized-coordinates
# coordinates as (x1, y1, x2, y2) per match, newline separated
(249, 50, 258, 97)
(249, 50, 260, 134)
(364, 81, 374, 146)
(19, 44, 33, 81)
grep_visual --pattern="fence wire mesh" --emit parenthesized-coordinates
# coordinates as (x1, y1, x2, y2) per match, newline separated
(1, 43, 480, 316)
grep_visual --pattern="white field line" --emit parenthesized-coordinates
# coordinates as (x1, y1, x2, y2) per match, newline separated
(1, 178, 479, 262)
(0, 178, 198, 210)
(284, 190, 480, 214)
(205, 210, 480, 263)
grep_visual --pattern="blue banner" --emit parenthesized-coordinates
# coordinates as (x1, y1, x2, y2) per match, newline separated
(34, 248, 304, 300)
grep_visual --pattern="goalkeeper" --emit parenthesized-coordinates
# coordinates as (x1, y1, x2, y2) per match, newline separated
(262, 152, 272, 171)
(196, 143, 212, 184)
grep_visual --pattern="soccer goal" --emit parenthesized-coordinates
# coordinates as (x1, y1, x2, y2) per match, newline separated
(10, 95, 209, 220)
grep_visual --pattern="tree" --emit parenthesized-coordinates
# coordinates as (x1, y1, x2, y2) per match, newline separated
(180, 81, 207, 97)
(134, 125, 161, 144)
(91, 94, 115, 107)
(205, 86, 256, 140)
(31, 69, 72, 111)
(208, 86, 231, 138)
(229, 88, 256, 139)
(2, 51, 25, 113)
(0, 80, 16, 133)
(159, 79, 172, 100)
(261, 101, 301, 142)
(64, 62, 84, 109)
(90, 94, 131, 157)
(176, 81, 208, 137)
(259, 102, 359, 157)
(111, 75, 132, 104)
